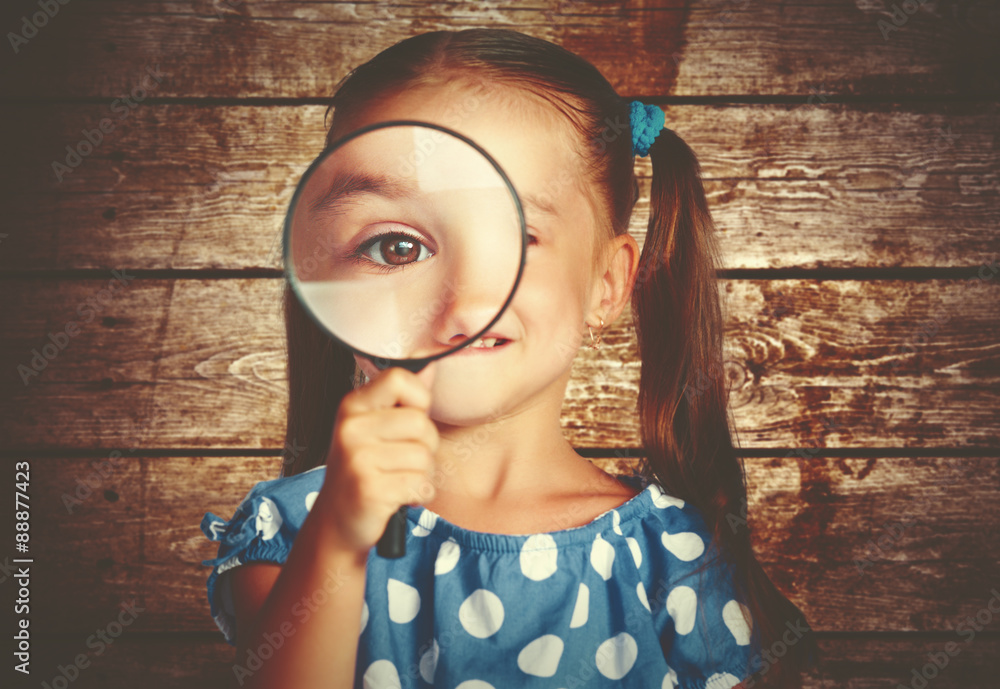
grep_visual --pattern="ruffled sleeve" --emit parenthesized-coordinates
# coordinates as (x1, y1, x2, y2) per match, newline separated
(642, 483, 757, 689)
(199, 466, 327, 645)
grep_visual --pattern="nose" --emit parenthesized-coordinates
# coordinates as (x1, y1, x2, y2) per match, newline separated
(430, 255, 509, 347)
(422, 190, 523, 350)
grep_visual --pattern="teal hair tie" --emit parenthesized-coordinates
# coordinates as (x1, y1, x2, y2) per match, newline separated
(629, 101, 667, 157)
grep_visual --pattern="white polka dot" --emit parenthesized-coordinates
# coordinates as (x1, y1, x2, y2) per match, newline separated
(666, 586, 698, 635)
(705, 672, 742, 689)
(722, 599, 752, 645)
(459, 589, 504, 638)
(362, 659, 401, 689)
(455, 681, 494, 689)
(387, 578, 420, 624)
(595, 631, 638, 680)
(412, 509, 438, 536)
(418, 639, 439, 683)
(636, 581, 650, 611)
(570, 583, 589, 628)
(648, 483, 685, 509)
(661, 529, 705, 561)
(360, 600, 368, 634)
(520, 533, 558, 581)
(435, 537, 460, 575)
(662, 666, 679, 689)
(255, 497, 282, 541)
(590, 532, 615, 580)
(612, 509, 622, 535)
(304, 491, 318, 511)
(517, 634, 564, 677)
(626, 536, 642, 568)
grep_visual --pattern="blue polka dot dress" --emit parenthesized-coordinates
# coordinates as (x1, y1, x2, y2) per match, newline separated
(200, 466, 757, 688)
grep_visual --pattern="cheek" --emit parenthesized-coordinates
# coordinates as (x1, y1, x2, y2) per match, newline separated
(537, 238, 595, 295)
(515, 258, 590, 328)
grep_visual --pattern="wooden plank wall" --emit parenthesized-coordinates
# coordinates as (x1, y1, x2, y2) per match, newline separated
(1, 1, 998, 687)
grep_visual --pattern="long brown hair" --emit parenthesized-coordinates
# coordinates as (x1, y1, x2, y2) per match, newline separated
(281, 28, 818, 687)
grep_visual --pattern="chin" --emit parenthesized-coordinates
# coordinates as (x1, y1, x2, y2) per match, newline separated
(428, 371, 512, 427)
(426, 360, 569, 428)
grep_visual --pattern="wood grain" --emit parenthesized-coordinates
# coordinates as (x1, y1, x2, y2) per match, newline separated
(16, 455, 999, 634)
(3, 278, 997, 450)
(2, 102, 997, 271)
(1, 1, 997, 99)
(2, 3, 997, 686)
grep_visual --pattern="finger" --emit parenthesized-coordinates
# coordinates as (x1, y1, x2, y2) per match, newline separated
(356, 408, 439, 448)
(361, 440, 435, 476)
(336, 413, 438, 467)
(358, 467, 437, 509)
(343, 367, 432, 414)
(371, 474, 437, 511)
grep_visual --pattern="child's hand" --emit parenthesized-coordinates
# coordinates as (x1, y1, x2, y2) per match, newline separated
(318, 366, 439, 554)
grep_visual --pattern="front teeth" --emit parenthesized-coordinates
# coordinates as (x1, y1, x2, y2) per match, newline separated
(472, 337, 498, 348)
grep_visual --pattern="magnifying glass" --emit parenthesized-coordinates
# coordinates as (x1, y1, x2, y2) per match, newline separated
(282, 120, 527, 558)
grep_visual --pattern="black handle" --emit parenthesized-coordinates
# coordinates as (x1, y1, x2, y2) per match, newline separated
(376, 504, 408, 558)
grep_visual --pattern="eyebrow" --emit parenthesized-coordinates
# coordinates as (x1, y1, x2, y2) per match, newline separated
(521, 192, 559, 219)
(308, 171, 412, 218)
(309, 169, 559, 222)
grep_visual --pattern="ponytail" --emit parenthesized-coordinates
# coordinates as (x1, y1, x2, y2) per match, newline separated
(281, 284, 357, 478)
(634, 128, 819, 687)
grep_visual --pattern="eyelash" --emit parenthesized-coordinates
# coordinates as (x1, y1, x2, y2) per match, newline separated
(346, 228, 534, 273)
(348, 229, 433, 273)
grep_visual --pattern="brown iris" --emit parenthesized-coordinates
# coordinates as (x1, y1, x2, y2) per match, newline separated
(380, 237, 419, 265)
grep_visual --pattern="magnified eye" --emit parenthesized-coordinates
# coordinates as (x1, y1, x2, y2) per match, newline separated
(357, 232, 435, 267)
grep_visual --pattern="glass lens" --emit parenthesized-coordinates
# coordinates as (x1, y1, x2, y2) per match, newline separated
(284, 123, 524, 362)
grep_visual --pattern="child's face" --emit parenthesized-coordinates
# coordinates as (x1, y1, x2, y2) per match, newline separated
(347, 81, 616, 425)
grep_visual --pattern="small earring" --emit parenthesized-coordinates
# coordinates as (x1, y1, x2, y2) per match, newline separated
(588, 317, 604, 350)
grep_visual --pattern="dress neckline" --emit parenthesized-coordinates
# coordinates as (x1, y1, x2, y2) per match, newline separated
(403, 472, 658, 552)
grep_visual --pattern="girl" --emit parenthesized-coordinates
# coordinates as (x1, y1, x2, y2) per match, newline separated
(200, 28, 817, 689)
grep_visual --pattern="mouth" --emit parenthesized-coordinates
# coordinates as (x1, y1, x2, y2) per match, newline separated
(461, 336, 511, 352)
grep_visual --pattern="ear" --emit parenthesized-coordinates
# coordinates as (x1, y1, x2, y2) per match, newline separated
(587, 232, 640, 327)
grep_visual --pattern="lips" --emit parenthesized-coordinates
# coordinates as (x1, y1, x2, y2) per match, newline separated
(460, 334, 511, 352)
(470, 337, 508, 348)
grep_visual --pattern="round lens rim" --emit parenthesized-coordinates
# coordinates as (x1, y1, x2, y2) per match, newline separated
(282, 119, 528, 370)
